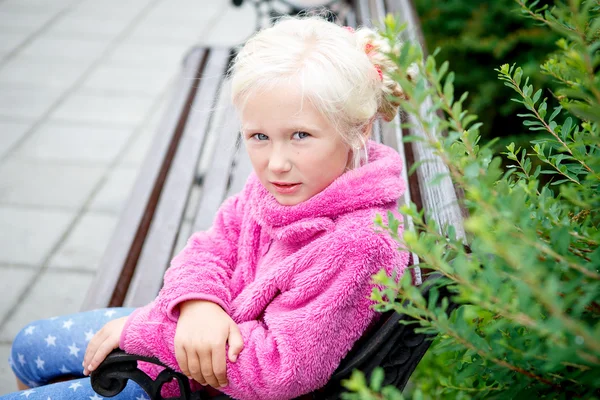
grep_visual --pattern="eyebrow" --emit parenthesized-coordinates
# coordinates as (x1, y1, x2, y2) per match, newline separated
(241, 125, 323, 133)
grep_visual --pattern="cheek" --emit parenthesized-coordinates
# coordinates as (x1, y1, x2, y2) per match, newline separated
(302, 145, 348, 179)
(246, 146, 267, 170)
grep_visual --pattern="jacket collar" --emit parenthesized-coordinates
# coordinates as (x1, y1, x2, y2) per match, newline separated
(247, 141, 405, 242)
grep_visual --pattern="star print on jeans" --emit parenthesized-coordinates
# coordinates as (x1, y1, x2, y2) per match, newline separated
(44, 334, 57, 347)
(19, 389, 35, 398)
(24, 326, 36, 335)
(35, 356, 45, 370)
(68, 343, 80, 357)
(84, 329, 95, 341)
(62, 319, 74, 330)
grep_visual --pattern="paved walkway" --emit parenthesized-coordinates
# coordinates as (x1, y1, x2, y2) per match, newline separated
(0, 0, 255, 393)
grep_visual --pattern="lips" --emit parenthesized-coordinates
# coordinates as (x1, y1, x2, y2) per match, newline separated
(271, 182, 301, 194)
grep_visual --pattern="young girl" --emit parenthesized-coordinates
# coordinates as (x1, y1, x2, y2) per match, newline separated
(2, 16, 410, 400)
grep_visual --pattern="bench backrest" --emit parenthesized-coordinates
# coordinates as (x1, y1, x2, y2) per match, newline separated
(82, 0, 466, 312)
(81, 48, 233, 310)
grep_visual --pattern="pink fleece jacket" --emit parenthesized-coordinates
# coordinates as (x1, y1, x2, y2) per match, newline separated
(119, 141, 409, 400)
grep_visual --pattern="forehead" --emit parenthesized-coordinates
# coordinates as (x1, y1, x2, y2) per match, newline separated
(239, 81, 332, 131)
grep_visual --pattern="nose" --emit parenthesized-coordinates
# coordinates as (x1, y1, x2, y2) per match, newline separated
(268, 148, 292, 174)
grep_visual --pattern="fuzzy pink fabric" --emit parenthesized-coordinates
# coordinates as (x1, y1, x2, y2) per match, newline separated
(119, 141, 409, 400)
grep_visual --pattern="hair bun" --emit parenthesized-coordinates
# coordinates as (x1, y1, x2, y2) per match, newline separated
(352, 27, 416, 122)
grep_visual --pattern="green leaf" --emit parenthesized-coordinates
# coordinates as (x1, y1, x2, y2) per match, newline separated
(514, 67, 523, 86)
(443, 72, 455, 104)
(439, 60, 449, 81)
(549, 106, 563, 121)
(369, 368, 385, 391)
(561, 117, 573, 139)
(532, 88, 542, 104)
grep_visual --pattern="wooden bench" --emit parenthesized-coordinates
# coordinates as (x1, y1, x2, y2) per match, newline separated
(85, 0, 466, 398)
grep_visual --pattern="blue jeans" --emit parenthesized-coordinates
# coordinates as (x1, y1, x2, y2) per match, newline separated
(1, 307, 149, 399)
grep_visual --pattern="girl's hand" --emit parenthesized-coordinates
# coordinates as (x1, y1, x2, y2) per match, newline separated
(175, 300, 244, 389)
(82, 316, 128, 376)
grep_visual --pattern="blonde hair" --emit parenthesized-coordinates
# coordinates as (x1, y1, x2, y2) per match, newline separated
(229, 16, 409, 169)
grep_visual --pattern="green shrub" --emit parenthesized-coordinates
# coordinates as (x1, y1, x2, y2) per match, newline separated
(343, 0, 599, 398)
(414, 0, 560, 148)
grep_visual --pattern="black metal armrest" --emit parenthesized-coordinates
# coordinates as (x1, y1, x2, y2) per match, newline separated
(90, 349, 199, 400)
(314, 273, 458, 399)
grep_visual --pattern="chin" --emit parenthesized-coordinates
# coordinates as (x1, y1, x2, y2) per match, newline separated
(273, 194, 304, 206)
(275, 198, 302, 206)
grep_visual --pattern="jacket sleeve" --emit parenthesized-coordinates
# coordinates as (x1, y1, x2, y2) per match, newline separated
(120, 231, 407, 400)
(219, 234, 407, 400)
(155, 192, 245, 319)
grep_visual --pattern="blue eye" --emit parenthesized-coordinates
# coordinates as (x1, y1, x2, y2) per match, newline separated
(252, 133, 269, 141)
(293, 131, 310, 140)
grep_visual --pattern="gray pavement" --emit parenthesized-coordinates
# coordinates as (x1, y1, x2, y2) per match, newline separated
(0, 0, 256, 393)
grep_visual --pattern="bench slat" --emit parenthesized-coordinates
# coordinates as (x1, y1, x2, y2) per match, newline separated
(81, 48, 210, 311)
(380, 114, 422, 284)
(354, 0, 372, 29)
(124, 48, 231, 307)
(226, 141, 254, 198)
(191, 81, 241, 232)
(385, 0, 466, 239)
(357, 0, 466, 240)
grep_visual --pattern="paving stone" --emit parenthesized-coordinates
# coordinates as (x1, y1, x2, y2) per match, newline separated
(106, 39, 190, 70)
(0, 120, 31, 159)
(49, 91, 155, 127)
(0, 85, 63, 120)
(0, 265, 37, 323)
(148, 0, 226, 22)
(128, 21, 203, 46)
(0, 269, 95, 342)
(88, 167, 140, 213)
(45, 12, 131, 39)
(0, 31, 30, 54)
(118, 88, 171, 167)
(81, 63, 177, 96)
(18, 36, 112, 64)
(0, 206, 74, 265)
(128, 7, 223, 45)
(0, 343, 17, 395)
(0, 0, 76, 13)
(119, 121, 162, 167)
(197, 1, 256, 46)
(0, 56, 89, 90)
(73, 0, 152, 18)
(15, 122, 133, 165)
(0, 10, 57, 33)
(49, 212, 118, 271)
(0, 160, 106, 208)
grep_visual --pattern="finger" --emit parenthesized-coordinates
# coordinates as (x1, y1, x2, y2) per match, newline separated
(83, 333, 100, 368)
(83, 331, 105, 374)
(87, 339, 118, 373)
(175, 343, 190, 378)
(212, 342, 228, 387)
(228, 324, 244, 363)
(200, 349, 218, 388)
(188, 349, 205, 385)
